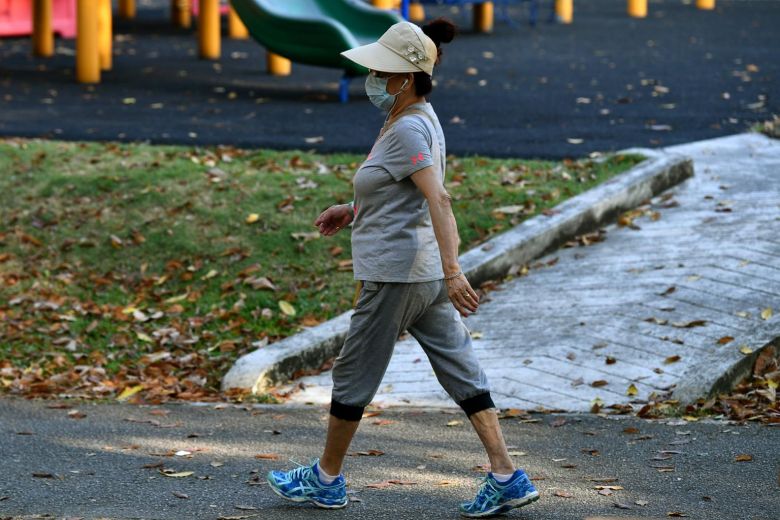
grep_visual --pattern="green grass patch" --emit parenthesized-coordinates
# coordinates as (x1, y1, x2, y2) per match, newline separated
(0, 138, 643, 401)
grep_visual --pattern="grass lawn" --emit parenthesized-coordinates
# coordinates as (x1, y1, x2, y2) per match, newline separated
(0, 138, 644, 403)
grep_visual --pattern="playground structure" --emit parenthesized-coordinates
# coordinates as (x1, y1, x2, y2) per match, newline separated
(7, 0, 719, 87)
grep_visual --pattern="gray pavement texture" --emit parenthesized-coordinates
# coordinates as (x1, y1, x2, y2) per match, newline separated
(280, 132, 780, 411)
(0, 396, 778, 520)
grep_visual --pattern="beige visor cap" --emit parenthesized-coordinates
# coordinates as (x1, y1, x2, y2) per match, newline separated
(341, 21, 438, 76)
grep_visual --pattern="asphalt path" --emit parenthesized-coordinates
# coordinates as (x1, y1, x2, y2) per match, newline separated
(0, 396, 777, 519)
(0, 0, 777, 158)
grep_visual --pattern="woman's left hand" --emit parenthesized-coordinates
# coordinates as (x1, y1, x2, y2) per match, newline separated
(445, 274, 480, 317)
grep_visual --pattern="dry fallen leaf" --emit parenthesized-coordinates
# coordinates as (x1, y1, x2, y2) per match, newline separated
(761, 307, 773, 320)
(717, 336, 735, 345)
(626, 383, 639, 396)
(447, 420, 463, 427)
(664, 355, 681, 364)
(245, 213, 259, 224)
(278, 301, 296, 317)
(591, 380, 608, 388)
(734, 454, 753, 462)
(159, 470, 194, 478)
(254, 453, 281, 460)
(554, 490, 574, 498)
(116, 385, 144, 401)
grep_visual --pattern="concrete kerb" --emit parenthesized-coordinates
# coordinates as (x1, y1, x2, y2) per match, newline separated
(674, 320, 780, 404)
(222, 148, 694, 396)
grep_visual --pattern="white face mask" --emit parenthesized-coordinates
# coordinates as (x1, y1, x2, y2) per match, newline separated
(365, 74, 409, 112)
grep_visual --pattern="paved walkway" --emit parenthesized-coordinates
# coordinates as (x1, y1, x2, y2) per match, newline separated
(281, 133, 780, 411)
(1, 396, 778, 520)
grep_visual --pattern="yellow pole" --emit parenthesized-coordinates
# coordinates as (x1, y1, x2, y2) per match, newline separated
(474, 2, 494, 33)
(409, 3, 425, 22)
(372, 0, 394, 9)
(627, 0, 646, 18)
(555, 0, 573, 24)
(199, 0, 220, 59)
(32, 0, 54, 57)
(98, 0, 113, 70)
(77, 0, 100, 83)
(696, 0, 715, 9)
(119, 0, 136, 19)
(228, 6, 249, 39)
(172, 0, 192, 29)
(267, 53, 292, 76)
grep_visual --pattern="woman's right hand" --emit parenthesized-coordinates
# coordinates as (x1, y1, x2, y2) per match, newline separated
(314, 204, 354, 236)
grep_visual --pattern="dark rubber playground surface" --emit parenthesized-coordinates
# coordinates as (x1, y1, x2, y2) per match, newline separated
(0, 0, 778, 159)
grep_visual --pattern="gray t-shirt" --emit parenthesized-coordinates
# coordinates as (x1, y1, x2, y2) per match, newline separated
(351, 102, 447, 283)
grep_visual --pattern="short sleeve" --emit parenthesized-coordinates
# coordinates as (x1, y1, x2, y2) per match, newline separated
(383, 116, 434, 182)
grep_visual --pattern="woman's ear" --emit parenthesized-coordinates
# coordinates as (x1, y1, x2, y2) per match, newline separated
(400, 73, 413, 92)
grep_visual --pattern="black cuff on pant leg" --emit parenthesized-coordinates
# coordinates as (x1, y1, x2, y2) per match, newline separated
(459, 392, 495, 417)
(330, 399, 365, 421)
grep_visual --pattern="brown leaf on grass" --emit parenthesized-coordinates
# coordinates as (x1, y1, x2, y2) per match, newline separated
(734, 454, 753, 462)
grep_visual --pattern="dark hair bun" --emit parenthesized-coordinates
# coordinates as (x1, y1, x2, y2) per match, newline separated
(422, 17, 456, 47)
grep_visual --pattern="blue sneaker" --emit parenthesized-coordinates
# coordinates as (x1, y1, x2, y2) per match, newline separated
(459, 469, 539, 517)
(267, 459, 348, 509)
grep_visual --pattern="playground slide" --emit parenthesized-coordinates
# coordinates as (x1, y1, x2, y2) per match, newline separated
(230, 0, 403, 100)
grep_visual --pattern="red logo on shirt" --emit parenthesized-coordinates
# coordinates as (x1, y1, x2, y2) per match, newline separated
(410, 152, 425, 165)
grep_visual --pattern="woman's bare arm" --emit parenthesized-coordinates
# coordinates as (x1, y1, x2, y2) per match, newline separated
(411, 166, 479, 316)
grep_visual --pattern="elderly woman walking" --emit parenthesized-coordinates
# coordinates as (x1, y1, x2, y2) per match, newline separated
(266, 18, 539, 518)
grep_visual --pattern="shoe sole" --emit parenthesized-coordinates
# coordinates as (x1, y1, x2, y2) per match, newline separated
(460, 490, 540, 518)
(267, 474, 349, 509)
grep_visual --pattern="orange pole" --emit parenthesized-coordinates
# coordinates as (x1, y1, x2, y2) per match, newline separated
(172, 0, 192, 29)
(555, 0, 573, 24)
(474, 2, 494, 33)
(696, 0, 715, 9)
(32, 0, 54, 57)
(267, 53, 292, 76)
(627, 0, 646, 18)
(118, 0, 136, 19)
(228, 6, 249, 39)
(77, 0, 100, 83)
(98, 0, 113, 70)
(199, 0, 220, 59)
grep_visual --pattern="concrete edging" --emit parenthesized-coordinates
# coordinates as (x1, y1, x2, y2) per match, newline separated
(222, 148, 694, 395)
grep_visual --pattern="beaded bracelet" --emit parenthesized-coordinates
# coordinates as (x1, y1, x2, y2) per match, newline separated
(444, 270, 463, 281)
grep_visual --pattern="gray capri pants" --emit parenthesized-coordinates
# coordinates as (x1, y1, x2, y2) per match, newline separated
(329, 278, 494, 421)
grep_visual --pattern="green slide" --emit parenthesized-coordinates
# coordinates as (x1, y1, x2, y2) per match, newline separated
(229, 0, 403, 101)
